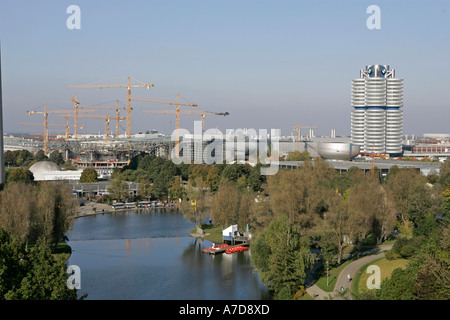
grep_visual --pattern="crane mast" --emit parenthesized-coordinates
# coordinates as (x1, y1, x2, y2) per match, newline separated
(131, 93, 198, 157)
(68, 76, 154, 138)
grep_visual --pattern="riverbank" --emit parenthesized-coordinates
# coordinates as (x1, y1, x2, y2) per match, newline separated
(67, 209, 268, 299)
(74, 200, 178, 218)
(190, 226, 223, 243)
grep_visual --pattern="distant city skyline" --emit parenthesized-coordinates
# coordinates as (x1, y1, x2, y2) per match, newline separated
(0, 0, 449, 137)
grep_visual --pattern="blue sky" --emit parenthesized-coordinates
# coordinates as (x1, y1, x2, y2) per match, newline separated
(0, 0, 449, 137)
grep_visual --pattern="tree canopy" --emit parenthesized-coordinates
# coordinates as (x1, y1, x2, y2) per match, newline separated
(80, 168, 98, 183)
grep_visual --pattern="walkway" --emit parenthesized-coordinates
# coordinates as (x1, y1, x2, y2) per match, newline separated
(305, 245, 392, 300)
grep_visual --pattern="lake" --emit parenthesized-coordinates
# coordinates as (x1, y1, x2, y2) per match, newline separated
(67, 208, 270, 300)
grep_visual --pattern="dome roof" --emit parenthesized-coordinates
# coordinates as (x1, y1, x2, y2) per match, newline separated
(317, 142, 360, 161)
(29, 161, 61, 180)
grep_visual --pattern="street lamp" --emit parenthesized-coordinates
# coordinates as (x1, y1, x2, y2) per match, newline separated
(326, 260, 329, 287)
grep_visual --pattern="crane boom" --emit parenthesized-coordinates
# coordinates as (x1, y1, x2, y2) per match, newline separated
(143, 109, 229, 133)
(75, 100, 124, 137)
(132, 93, 198, 157)
(131, 97, 198, 107)
(292, 124, 318, 151)
(26, 104, 93, 153)
(21, 122, 84, 151)
(68, 76, 155, 138)
(59, 113, 125, 141)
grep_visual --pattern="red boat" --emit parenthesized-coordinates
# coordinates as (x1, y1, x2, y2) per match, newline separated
(202, 243, 230, 252)
(225, 246, 249, 254)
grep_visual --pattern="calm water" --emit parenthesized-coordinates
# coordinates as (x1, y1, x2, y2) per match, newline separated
(67, 209, 270, 300)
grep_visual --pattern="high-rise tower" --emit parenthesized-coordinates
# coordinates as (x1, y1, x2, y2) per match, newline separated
(351, 65, 403, 155)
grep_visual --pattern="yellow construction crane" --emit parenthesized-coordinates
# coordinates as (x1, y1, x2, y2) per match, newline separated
(59, 113, 125, 142)
(292, 124, 318, 151)
(21, 122, 85, 153)
(143, 109, 229, 134)
(75, 99, 125, 138)
(132, 93, 198, 156)
(68, 76, 155, 138)
(26, 104, 93, 153)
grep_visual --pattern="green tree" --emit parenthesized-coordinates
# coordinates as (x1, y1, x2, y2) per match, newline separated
(250, 215, 314, 300)
(407, 183, 445, 226)
(168, 176, 184, 200)
(153, 169, 174, 198)
(326, 196, 351, 265)
(205, 165, 221, 192)
(0, 182, 75, 248)
(285, 151, 310, 161)
(4, 150, 17, 167)
(439, 160, 450, 190)
(107, 173, 130, 201)
(0, 183, 36, 244)
(80, 168, 98, 183)
(138, 180, 153, 201)
(188, 164, 209, 185)
(17, 150, 35, 167)
(34, 149, 48, 161)
(346, 181, 393, 248)
(6, 168, 34, 183)
(220, 163, 251, 183)
(372, 268, 418, 300)
(180, 177, 210, 229)
(48, 151, 65, 166)
(0, 229, 78, 300)
(266, 164, 334, 230)
(211, 180, 240, 228)
(247, 163, 265, 192)
(385, 168, 426, 227)
(320, 232, 339, 267)
(33, 182, 76, 247)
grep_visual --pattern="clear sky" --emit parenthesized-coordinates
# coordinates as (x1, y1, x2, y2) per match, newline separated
(0, 0, 449, 137)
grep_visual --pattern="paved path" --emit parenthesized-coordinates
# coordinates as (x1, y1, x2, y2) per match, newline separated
(334, 252, 386, 300)
(305, 245, 392, 300)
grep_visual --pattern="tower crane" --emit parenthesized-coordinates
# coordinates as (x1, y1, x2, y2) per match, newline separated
(68, 76, 155, 138)
(292, 124, 318, 152)
(143, 109, 229, 134)
(76, 100, 125, 138)
(59, 113, 125, 142)
(20, 122, 85, 154)
(131, 93, 198, 157)
(26, 104, 93, 153)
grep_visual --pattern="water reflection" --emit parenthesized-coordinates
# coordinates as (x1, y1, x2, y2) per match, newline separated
(68, 210, 269, 300)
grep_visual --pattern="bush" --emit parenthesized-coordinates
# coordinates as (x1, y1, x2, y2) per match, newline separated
(385, 250, 400, 260)
(293, 286, 306, 300)
(277, 286, 292, 300)
(390, 237, 421, 259)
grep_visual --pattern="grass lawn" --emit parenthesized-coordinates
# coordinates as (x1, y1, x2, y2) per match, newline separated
(53, 242, 72, 262)
(190, 225, 223, 243)
(315, 259, 354, 292)
(296, 293, 315, 300)
(352, 257, 408, 298)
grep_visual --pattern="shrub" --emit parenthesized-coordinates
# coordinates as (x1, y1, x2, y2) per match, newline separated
(385, 250, 400, 260)
(293, 286, 306, 300)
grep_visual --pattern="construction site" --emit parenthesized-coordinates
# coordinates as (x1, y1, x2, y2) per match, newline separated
(16, 76, 235, 177)
(7, 70, 450, 179)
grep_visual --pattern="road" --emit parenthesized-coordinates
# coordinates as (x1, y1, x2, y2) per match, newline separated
(333, 251, 386, 300)
(306, 245, 392, 300)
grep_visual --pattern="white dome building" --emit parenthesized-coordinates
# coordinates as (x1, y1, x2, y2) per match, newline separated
(29, 161, 82, 181)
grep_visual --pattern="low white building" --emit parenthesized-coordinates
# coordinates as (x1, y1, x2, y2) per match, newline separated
(222, 225, 239, 242)
(29, 161, 82, 181)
